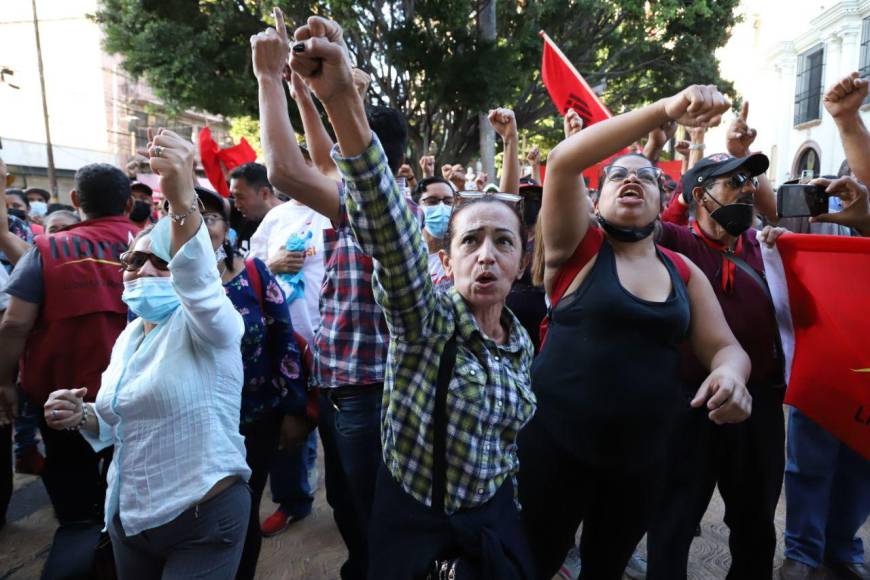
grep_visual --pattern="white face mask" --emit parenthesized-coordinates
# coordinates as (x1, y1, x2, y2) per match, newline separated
(29, 201, 48, 218)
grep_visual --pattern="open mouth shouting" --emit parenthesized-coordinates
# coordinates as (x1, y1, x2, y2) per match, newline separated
(617, 183, 646, 206)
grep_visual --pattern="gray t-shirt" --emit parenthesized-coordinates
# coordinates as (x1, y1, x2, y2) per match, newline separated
(4, 247, 44, 304)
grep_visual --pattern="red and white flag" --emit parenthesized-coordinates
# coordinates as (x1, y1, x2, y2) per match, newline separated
(540, 31, 612, 128)
(762, 233, 870, 460)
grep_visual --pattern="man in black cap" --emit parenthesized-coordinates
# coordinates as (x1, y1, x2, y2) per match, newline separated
(647, 110, 786, 579)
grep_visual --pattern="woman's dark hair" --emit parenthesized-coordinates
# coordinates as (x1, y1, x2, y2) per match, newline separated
(25, 188, 51, 203)
(74, 163, 131, 218)
(444, 197, 528, 259)
(195, 187, 235, 272)
(367, 105, 408, 174)
(412, 176, 454, 203)
(5, 189, 28, 209)
(47, 203, 76, 214)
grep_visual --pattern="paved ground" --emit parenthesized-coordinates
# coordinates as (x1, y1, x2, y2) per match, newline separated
(2, 442, 868, 579)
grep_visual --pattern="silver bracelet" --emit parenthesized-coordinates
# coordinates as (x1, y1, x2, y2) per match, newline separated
(689, 143, 706, 151)
(164, 197, 203, 226)
(67, 402, 89, 431)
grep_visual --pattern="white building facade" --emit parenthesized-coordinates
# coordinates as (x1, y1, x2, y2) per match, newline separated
(709, 0, 870, 184)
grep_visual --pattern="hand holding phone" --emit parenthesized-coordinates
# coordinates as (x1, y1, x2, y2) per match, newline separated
(776, 183, 828, 218)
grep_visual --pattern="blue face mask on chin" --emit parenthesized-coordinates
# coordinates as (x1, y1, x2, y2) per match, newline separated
(423, 204, 452, 239)
(122, 277, 180, 323)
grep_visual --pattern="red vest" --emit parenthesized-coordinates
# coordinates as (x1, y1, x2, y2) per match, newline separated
(21, 216, 137, 405)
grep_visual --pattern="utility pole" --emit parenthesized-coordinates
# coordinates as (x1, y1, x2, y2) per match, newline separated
(32, 0, 58, 198)
(478, 0, 496, 184)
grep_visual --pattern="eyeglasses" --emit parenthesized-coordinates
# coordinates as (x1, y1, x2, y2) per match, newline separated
(602, 165, 663, 185)
(419, 196, 454, 207)
(119, 250, 169, 272)
(454, 191, 523, 207)
(202, 213, 226, 226)
(706, 172, 758, 190)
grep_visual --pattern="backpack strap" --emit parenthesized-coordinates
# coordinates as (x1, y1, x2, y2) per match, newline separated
(431, 332, 458, 514)
(656, 245, 692, 286)
(244, 257, 264, 312)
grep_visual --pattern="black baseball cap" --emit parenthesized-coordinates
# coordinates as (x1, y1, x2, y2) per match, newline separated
(195, 186, 230, 221)
(130, 181, 153, 196)
(682, 152, 769, 194)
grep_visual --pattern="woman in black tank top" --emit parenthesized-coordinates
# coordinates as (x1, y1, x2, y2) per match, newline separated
(518, 85, 753, 579)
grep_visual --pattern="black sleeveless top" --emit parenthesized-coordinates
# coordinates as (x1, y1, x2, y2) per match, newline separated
(531, 240, 691, 469)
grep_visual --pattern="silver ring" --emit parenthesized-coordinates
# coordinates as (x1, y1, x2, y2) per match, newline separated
(152, 145, 165, 158)
(51, 410, 58, 419)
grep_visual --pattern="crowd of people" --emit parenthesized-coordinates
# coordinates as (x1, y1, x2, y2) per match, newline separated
(1, 8, 869, 580)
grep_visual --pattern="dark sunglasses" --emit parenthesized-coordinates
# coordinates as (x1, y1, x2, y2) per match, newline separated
(707, 172, 759, 190)
(119, 250, 169, 272)
(602, 165, 663, 185)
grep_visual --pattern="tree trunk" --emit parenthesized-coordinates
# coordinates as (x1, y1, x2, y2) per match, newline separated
(477, 0, 496, 184)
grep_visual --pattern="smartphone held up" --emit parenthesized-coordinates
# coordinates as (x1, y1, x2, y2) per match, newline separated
(777, 183, 829, 218)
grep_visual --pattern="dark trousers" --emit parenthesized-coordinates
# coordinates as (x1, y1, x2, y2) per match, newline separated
(38, 416, 111, 580)
(647, 385, 785, 580)
(109, 480, 250, 580)
(236, 411, 282, 580)
(517, 414, 655, 580)
(268, 430, 317, 518)
(368, 464, 534, 580)
(318, 385, 383, 580)
(1, 424, 11, 526)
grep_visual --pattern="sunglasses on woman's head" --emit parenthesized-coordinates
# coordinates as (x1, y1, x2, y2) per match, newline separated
(119, 250, 169, 272)
(453, 191, 523, 207)
(602, 165, 662, 185)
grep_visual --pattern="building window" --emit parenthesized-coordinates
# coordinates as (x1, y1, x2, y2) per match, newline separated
(795, 147, 820, 180)
(861, 17, 870, 103)
(794, 45, 825, 125)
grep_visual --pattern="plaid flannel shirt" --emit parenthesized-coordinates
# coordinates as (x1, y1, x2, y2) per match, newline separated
(335, 135, 537, 514)
(313, 182, 389, 388)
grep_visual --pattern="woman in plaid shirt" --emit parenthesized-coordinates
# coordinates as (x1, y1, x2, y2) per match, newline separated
(279, 14, 537, 578)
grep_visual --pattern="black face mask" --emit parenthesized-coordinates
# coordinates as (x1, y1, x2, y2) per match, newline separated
(596, 214, 656, 243)
(129, 200, 153, 223)
(705, 192, 754, 236)
(8, 208, 27, 221)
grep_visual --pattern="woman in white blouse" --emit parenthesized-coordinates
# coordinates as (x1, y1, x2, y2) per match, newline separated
(44, 129, 251, 579)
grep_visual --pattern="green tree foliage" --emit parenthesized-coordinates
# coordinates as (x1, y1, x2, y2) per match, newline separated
(97, 0, 739, 164)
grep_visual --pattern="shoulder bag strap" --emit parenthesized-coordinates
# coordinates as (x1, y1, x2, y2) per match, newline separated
(431, 332, 458, 514)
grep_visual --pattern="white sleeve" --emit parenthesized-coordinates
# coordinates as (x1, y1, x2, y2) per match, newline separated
(79, 405, 115, 453)
(169, 222, 244, 347)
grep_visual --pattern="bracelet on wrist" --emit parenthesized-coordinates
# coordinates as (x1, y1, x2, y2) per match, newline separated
(689, 143, 706, 151)
(163, 197, 203, 226)
(67, 402, 89, 431)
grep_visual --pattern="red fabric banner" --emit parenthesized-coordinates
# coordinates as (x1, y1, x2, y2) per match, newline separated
(199, 127, 230, 198)
(198, 128, 256, 198)
(777, 234, 870, 460)
(540, 31, 612, 128)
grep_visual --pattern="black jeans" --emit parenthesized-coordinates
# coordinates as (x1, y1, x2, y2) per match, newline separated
(236, 411, 282, 580)
(38, 416, 111, 579)
(646, 385, 785, 580)
(318, 385, 383, 580)
(368, 464, 534, 579)
(517, 413, 656, 580)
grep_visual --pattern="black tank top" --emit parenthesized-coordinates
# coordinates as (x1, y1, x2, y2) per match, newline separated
(531, 240, 691, 469)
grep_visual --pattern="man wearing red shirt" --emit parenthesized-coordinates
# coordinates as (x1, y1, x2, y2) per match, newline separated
(0, 163, 136, 579)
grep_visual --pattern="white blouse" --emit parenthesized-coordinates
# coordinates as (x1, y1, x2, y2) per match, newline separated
(83, 222, 250, 536)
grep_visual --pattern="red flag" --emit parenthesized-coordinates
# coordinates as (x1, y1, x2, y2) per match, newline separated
(763, 234, 870, 460)
(216, 138, 257, 172)
(199, 127, 230, 198)
(540, 31, 612, 128)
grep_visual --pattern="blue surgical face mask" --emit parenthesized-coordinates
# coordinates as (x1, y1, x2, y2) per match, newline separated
(29, 201, 48, 218)
(423, 203, 452, 239)
(122, 277, 180, 323)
